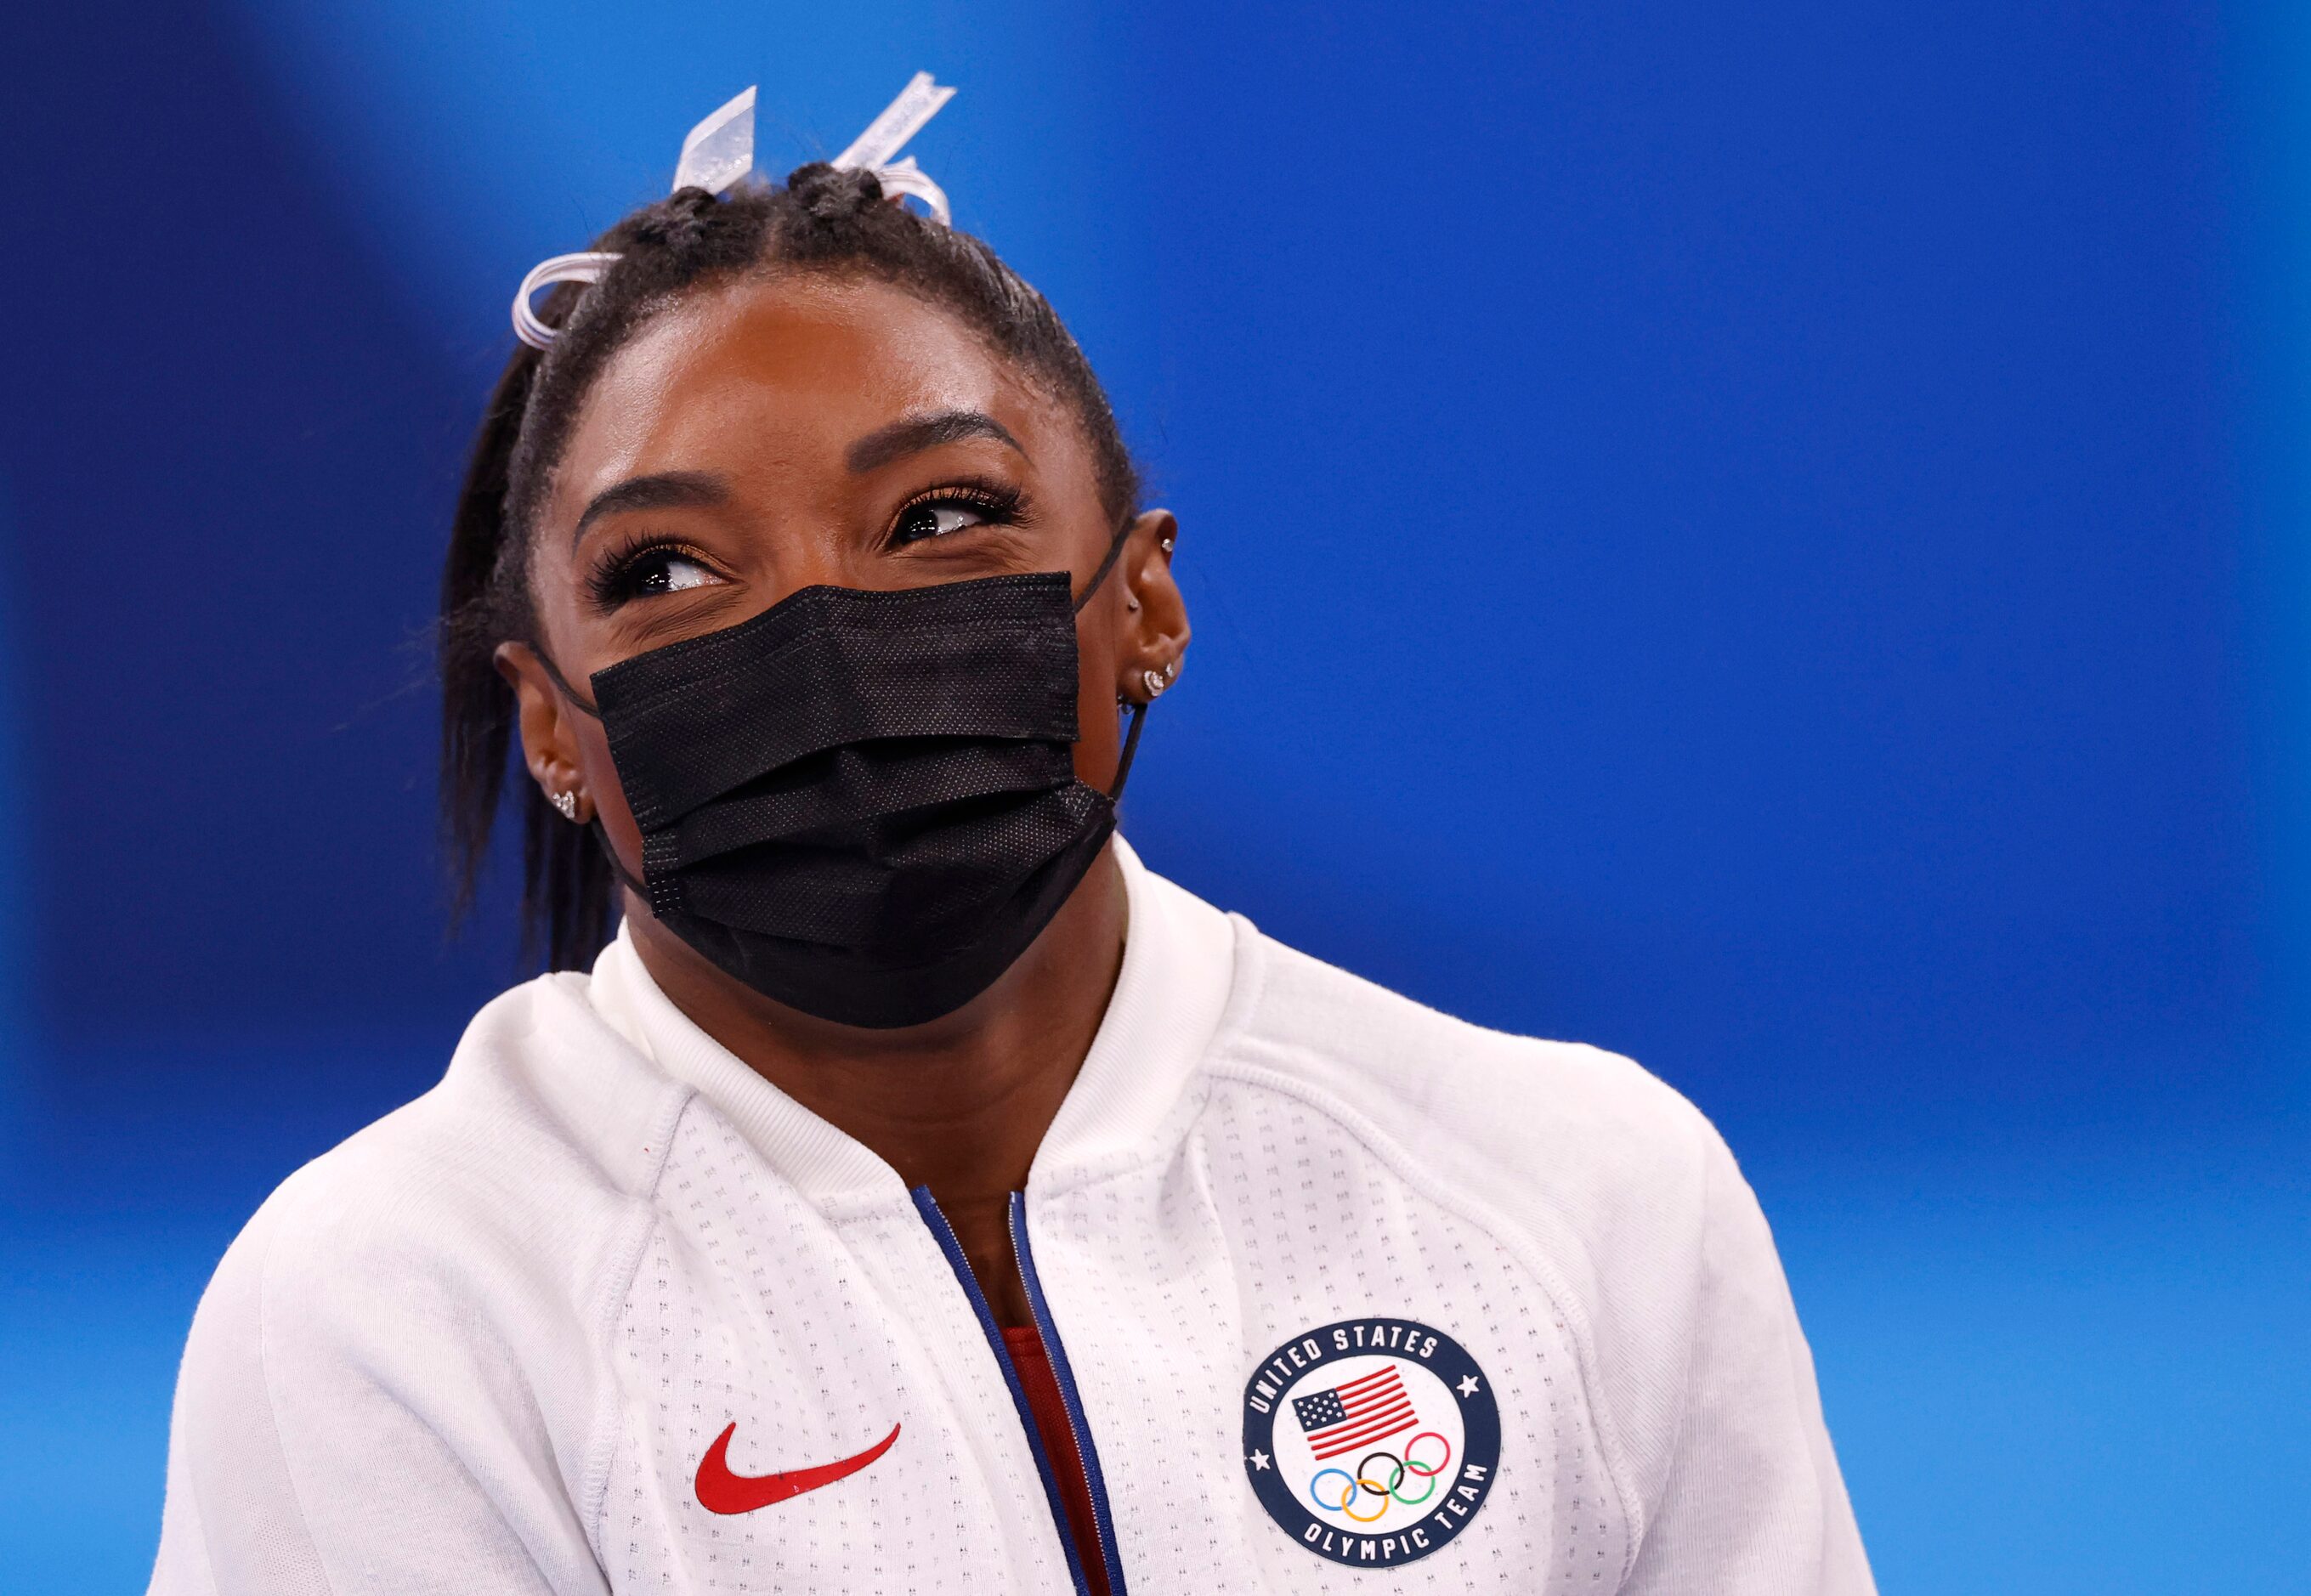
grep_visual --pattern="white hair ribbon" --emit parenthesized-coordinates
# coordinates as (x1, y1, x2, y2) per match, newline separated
(513, 75, 956, 352)
(833, 71, 954, 167)
(671, 84, 758, 196)
(862, 155, 950, 227)
(831, 71, 956, 225)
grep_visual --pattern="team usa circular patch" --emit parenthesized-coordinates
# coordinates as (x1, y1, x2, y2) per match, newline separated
(1241, 1316, 1501, 1568)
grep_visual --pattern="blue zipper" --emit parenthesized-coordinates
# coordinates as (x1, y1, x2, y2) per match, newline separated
(911, 1186, 1098, 1596)
(1008, 1192, 1129, 1596)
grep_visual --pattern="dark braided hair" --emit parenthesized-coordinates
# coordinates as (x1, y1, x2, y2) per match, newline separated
(439, 164, 1142, 971)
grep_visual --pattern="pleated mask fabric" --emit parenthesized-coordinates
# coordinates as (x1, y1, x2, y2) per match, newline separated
(558, 567, 1137, 1027)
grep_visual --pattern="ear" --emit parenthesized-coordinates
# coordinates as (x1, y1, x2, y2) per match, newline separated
(1115, 509, 1189, 705)
(494, 641, 596, 823)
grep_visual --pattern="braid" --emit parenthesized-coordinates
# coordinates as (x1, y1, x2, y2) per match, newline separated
(784, 162, 886, 227)
(439, 167, 1141, 972)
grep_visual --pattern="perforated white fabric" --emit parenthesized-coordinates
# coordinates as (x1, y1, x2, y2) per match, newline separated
(148, 840, 1872, 1594)
(1023, 1078, 1632, 1591)
(601, 1101, 1079, 1593)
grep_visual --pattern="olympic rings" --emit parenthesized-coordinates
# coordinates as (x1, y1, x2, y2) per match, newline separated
(1389, 1459, 1440, 1506)
(1309, 1469, 1357, 1513)
(1404, 1432, 1453, 1478)
(1306, 1440, 1456, 1519)
(1356, 1452, 1407, 1495)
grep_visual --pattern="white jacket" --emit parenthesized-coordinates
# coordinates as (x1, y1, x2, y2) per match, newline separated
(150, 840, 1873, 1593)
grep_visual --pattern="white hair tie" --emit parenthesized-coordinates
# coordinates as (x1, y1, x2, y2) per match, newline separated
(512, 74, 957, 352)
(510, 252, 622, 352)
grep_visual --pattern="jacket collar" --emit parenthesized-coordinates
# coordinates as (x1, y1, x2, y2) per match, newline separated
(585, 836, 1240, 1215)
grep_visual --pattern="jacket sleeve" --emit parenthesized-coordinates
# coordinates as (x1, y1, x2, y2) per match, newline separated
(147, 1190, 610, 1596)
(1617, 1122, 1875, 1595)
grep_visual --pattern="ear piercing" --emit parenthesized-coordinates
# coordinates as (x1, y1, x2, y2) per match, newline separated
(1140, 659, 1179, 699)
(550, 789, 581, 822)
(1159, 534, 1175, 552)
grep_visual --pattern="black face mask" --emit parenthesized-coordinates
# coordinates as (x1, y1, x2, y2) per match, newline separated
(539, 538, 1145, 1028)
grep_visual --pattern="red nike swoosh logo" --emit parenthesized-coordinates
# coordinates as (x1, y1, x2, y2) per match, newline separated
(694, 1420, 902, 1514)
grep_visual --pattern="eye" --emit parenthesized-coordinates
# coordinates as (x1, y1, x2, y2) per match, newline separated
(587, 540, 728, 609)
(632, 549, 722, 595)
(892, 497, 995, 547)
(888, 482, 1025, 550)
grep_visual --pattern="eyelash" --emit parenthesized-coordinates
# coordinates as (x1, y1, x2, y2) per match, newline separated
(584, 533, 722, 611)
(886, 478, 1029, 549)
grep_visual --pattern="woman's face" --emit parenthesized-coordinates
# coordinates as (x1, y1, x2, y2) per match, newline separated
(501, 271, 1184, 891)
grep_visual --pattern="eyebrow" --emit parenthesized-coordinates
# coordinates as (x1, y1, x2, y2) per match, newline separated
(846, 410, 1026, 474)
(571, 471, 730, 547)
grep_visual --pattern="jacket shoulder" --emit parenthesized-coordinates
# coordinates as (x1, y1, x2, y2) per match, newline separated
(252, 972, 683, 1285)
(186, 974, 686, 1400)
(1216, 927, 1715, 1227)
(156, 972, 661, 1592)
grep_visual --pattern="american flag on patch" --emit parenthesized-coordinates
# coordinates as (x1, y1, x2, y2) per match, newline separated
(1292, 1366, 1419, 1461)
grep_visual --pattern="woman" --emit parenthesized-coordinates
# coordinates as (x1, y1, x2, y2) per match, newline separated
(151, 81, 1872, 1594)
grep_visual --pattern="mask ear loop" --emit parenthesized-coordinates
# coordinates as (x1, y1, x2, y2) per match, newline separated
(531, 648, 601, 718)
(1073, 518, 1149, 802)
(1072, 517, 1131, 616)
(1108, 699, 1148, 801)
(520, 647, 661, 903)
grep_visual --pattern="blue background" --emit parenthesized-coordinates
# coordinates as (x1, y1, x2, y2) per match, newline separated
(3, 1, 2305, 1588)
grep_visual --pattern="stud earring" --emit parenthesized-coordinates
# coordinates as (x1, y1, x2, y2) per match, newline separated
(1162, 658, 1178, 683)
(1159, 535, 1175, 552)
(1126, 596, 1141, 611)
(1141, 668, 1167, 699)
(550, 788, 580, 822)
